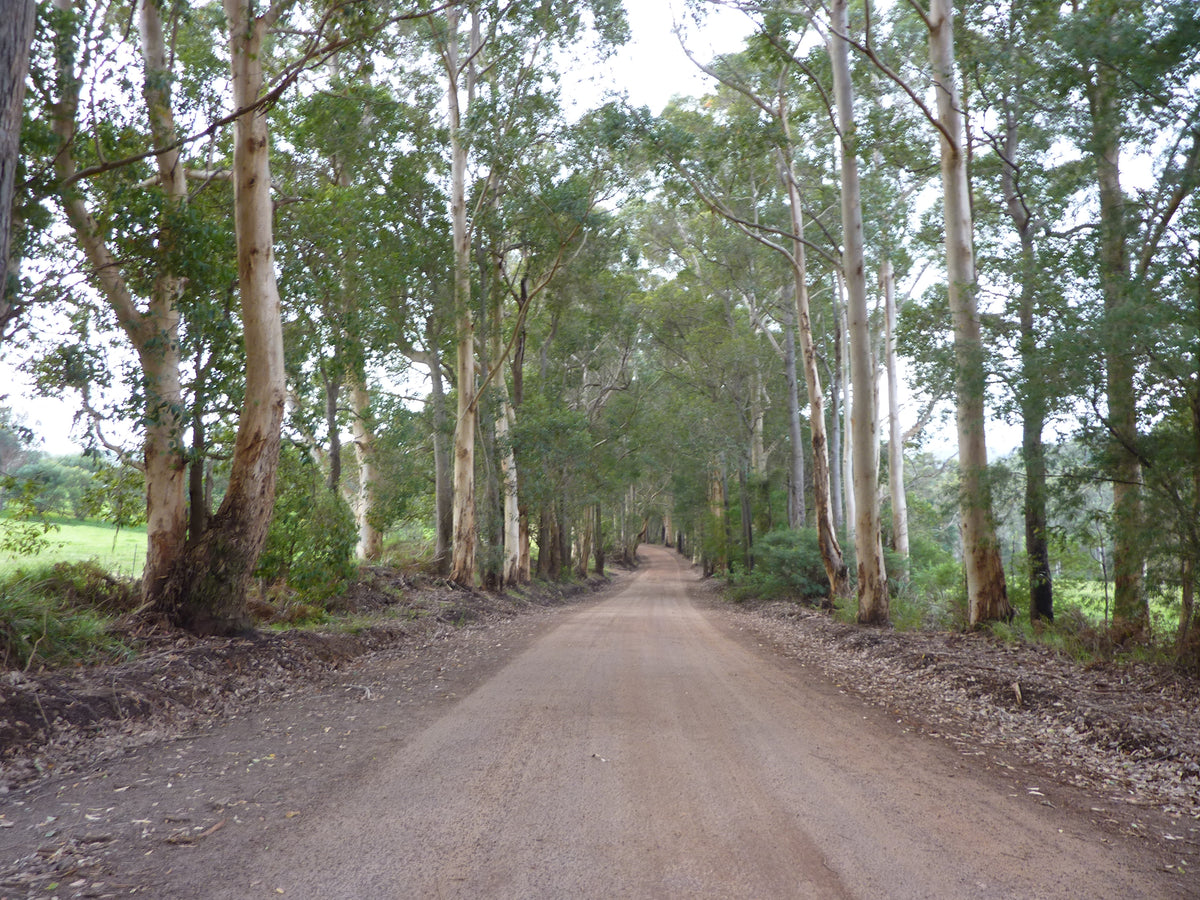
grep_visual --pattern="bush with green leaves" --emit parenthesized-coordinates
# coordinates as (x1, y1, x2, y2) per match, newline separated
(0, 475, 60, 558)
(256, 445, 357, 600)
(728, 528, 829, 603)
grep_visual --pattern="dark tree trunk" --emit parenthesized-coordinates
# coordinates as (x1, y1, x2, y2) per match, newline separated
(324, 370, 342, 491)
(592, 504, 604, 576)
(429, 344, 453, 576)
(0, 0, 35, 305)
(188, 400, 209, 545)
(739, 465, 754, 572)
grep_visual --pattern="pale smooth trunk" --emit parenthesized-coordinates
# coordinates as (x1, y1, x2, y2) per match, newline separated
(445, 7, 478, 586)
(830, 0, 887, 622)
(496, 372, 522, 585)
(160, 0, 286, 632)
(839, 283, 856, 543)
(783, 163, 848, 598)
(350, 378, 382, 560)
(51, 0, 189, 608)
(428, 345, 453, 575)
(929, 0, 1010, 624)
(784, 320, 806, 529)
(882, 259, 910, 562)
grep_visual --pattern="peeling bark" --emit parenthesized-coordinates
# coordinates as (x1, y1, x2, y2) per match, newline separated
(157, 0, 285, 633)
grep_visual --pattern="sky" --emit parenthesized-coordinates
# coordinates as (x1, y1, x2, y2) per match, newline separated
(591, 1, 753, 113)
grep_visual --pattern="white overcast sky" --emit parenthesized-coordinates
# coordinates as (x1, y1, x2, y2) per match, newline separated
(588, 1, 753, 113)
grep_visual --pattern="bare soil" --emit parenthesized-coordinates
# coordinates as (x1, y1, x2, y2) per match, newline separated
(0, 548, 1197, 898)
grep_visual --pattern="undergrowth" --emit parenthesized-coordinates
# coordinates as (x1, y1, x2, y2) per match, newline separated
(0, 561, 136, 671)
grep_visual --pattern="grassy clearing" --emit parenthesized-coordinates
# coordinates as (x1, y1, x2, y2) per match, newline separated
(0, 518, 147, 577)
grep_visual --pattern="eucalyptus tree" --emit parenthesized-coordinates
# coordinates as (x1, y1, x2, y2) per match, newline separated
(956, 0, 1081, 622)
(34, 0, 439, 631)
(655, 27, 854, 598)
(919, 0, 1013, 623)
(1054, 0, 1200, 633)
(42, 0, 224, 620)
(274, 38, 445, 561)
(828, 0, 887, 622)
(427, 0, 628, 587)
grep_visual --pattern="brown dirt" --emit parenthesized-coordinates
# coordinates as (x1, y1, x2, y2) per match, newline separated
(0, 548, 1196, 898)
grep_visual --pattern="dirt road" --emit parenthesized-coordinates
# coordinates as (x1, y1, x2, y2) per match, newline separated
(2, 546, 1186, 897)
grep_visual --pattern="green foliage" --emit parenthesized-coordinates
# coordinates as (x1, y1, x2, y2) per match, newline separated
(0, 562, 134, 671)
(81, 460, 146, 529)
(0, 476, 60, 558)
(888, 534, 965, 631)
(256, 446, 357, 599)
(728, 529, 829, 603)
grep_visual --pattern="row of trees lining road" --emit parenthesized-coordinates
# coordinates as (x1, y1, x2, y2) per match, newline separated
(3, 0, 1199, 656)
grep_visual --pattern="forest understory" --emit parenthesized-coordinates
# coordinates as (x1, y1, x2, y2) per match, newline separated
(2, 564, 1198, 888)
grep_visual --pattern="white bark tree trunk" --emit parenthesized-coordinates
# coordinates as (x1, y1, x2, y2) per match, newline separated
(156, 0, 286, 633)
(350, 377, 383, 561)
(495, 370, 522, 585)
(50, 0, 189, 610)
(443, 7, 482, 587)
(882, 258, 910, 563)
(830, 0, 887, 623)
(783, 319, 806, 529)
(928, 0, 1011, 624)
(783, 168, 848, 599)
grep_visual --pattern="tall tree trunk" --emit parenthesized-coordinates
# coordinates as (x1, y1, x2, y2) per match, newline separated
(511, 324, 532, 581)
(838, 272, 857, 544)
(0, 0, 35, 300)
(592, 504, 604, 577)
(784, 320, 807, 529)
(882, 259, 910, 565)
(159, 0, 286, 633)
(928, 0, 1011, 625)
(830, 0, 887, 623)
(496, 371, 522, 585)
(444, 7, 479, 586)
(1000, 104, 1052, 622)
(51, 0, 189, 610)
(829, 274, 845, 534)
(350, 376, 382, 560)
(781, 154, 848, 598)
(1087, 39, 1146, 632)
(427, 344, 453, 575)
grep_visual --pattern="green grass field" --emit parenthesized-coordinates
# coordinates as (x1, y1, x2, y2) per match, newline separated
(0, 518, 147, 577)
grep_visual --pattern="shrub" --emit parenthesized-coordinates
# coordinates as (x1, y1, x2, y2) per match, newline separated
(256, 447, 358, 601)
(729, 528, 829, 603)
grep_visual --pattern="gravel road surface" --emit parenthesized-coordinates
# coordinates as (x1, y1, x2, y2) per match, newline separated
(2, 545, 1182, 898)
